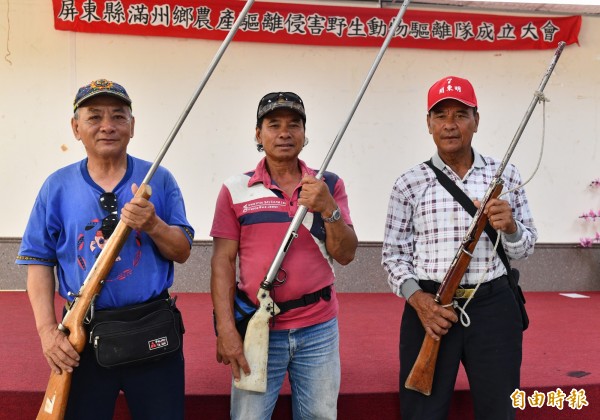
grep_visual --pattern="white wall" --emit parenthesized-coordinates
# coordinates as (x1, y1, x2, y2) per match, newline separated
(1, 0, 599, 243)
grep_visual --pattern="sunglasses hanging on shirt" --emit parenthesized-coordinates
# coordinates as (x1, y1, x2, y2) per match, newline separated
(99, 192, 118, 239)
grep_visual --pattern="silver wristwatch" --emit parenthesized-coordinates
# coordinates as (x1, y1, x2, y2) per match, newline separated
(323, 206, 341, 223)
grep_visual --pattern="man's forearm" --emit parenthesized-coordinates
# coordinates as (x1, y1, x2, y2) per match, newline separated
(148, 221, 191, 263)
(210, 263, 238, 336)
(325, 223, 358, 265)
(27, 265, 59, 333)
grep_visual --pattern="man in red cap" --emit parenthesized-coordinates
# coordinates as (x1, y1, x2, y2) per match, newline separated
(382, 76, 537, 419)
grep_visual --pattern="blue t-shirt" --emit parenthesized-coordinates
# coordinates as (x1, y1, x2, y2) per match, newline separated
(17, 155, 194, 310)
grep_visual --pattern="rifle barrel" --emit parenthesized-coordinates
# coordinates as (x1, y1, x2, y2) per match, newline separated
(494, 41, 565, 179)
(143, 0, 256, 185)
(260, 0, 413, 290)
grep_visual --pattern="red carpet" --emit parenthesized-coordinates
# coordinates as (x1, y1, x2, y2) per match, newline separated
(1, 291, 598, 419)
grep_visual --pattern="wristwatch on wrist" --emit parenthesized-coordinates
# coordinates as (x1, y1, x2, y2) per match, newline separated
(323, 206, 341, 223)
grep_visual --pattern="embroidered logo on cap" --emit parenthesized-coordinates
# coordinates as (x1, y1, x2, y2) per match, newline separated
(438, 78, 464, 95)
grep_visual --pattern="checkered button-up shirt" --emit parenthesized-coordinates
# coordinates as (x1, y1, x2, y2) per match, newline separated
(382, 150, 537, 300)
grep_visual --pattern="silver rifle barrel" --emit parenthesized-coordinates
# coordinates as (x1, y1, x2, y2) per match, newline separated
(142, 0, 256, 185)
(260, 0, 412, 290)
(61, 0, 255, 327)
(463, 41, 566, 241)
(494, 41, 566, 179)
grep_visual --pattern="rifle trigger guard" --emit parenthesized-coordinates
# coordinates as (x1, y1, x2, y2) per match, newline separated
(275, 267, 287, 286)
(85, 294, 99, 324)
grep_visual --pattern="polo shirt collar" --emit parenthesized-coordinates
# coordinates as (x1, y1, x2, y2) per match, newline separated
(248, 157, 317, 188)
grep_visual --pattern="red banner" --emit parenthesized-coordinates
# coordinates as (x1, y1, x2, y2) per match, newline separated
(52, 0, 581, 50)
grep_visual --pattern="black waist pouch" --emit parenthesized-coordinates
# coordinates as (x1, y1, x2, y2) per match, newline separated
(233, 287, 258, 338)
(88, 295, 184, 368)
(508, 268, 529, 331)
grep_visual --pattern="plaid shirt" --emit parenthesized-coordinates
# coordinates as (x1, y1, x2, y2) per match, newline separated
(382, 150, 537, 299)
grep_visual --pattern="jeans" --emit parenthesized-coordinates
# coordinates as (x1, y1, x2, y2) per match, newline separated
(231, 317, 340, 420)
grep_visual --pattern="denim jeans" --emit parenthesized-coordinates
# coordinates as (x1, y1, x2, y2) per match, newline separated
(231, 317, 340, 420)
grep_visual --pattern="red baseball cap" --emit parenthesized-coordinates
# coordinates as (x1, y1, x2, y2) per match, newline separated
(427, 76, 477, 111)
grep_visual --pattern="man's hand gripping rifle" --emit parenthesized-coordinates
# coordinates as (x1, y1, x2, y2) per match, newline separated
(404, 41, 566, 397)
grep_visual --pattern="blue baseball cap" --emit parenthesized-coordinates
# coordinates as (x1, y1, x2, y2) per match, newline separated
(73, 79, 132, 112)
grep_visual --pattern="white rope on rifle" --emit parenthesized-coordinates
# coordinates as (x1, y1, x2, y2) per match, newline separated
(455, 93, 548, 328)
(443, 300, 472, 327)
(504, 92, 548, 196)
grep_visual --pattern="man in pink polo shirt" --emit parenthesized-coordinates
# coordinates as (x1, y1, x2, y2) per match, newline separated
(211, 92, 358, 419)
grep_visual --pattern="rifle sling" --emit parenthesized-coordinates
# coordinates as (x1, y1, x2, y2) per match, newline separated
(425, 160, 511, 272)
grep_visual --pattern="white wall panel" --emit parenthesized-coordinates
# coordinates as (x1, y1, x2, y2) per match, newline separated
(1, 0, 598, 243)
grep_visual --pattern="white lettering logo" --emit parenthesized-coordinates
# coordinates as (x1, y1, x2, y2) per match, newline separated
(242, 200, 286, 213)
(148, 337, 168, 350)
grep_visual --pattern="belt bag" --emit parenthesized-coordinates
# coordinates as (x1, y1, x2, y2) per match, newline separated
(212, 285, 332, 338)
(89, 296, 184, 368)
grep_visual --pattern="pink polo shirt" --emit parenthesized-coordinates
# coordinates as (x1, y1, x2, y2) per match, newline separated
(210, 158, 353, 330)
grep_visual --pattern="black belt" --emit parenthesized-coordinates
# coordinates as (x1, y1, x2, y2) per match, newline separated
(64, 289, 172, 321)
(237, 285, 332, 315)
(277, 286, 332, 314)
(419, 275, 509, 299)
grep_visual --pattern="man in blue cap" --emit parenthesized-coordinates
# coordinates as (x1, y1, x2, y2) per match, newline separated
(17, 79, 194, 419)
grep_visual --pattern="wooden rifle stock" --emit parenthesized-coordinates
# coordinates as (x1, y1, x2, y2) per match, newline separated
(404, 182, 503, 396)
(36, 185, 152, 420)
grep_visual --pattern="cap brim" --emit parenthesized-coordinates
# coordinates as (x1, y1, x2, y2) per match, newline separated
(428, 97, 477, 111)
(257, 101, 306, 120)
(74, 91, 132, 111)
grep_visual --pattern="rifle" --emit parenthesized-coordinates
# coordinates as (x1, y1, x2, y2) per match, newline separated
(36, 1, 256, 418)
(37, 185, 151, 419)
(404, 41, 566, 397)
(234, 0, 413, 393)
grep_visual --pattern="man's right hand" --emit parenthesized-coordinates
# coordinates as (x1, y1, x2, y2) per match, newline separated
(216, 329, 251, 381)
(38, 323, 80, 374)
(408, 290, 458, 341)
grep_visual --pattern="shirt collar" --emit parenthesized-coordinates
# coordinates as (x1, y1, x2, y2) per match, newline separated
(431, 148, 486, 172)
(247, 157, 316, 188)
